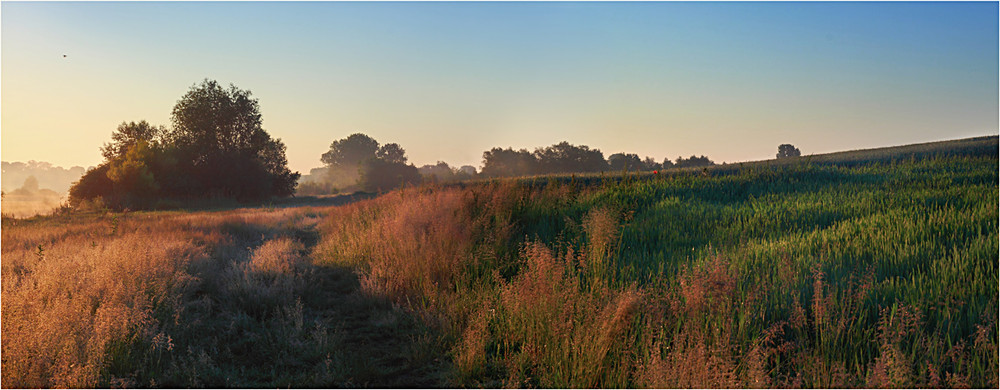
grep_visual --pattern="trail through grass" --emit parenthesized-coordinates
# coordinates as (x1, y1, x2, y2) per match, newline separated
(3, 139, 997, 388)
(2, 205, 446, 387)
(315, 153, 998, 388)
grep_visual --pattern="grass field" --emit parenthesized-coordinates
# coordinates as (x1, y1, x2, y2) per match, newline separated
(2, 136, 997, 387)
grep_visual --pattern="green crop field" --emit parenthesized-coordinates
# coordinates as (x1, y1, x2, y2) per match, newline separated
(3, 137, 997, 387)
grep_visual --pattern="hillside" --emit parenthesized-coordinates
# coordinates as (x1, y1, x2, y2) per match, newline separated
(492, 135, 999, 185)
(2, 137, 997, 387)
(314, 142, 998, 387)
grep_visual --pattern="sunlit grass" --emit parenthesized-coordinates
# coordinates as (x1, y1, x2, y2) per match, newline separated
(3, 147, 996, 388)
(315, 154, 998, 387)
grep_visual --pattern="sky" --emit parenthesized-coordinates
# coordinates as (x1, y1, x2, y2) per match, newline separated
(2, 1, 997, 174)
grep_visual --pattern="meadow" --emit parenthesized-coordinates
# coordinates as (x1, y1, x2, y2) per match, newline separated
(2, 138, 997, 387)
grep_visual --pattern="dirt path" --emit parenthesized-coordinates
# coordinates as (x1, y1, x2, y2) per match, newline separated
(290, 215, 449, 387)
(159, 208, 448, 387)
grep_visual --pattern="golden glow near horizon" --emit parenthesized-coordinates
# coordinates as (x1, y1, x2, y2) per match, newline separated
(2, 2, 997, 173)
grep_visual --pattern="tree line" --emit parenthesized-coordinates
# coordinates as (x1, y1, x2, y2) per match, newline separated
(479, 143, 718, 177)
(301, 136, 804, 196)
(299, 136, 723, 195)
(68, 79, 800, 206)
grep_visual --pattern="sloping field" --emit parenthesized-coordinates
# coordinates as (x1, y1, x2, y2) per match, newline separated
(315, 140, 998, 387)
(2, 137, 997, 387)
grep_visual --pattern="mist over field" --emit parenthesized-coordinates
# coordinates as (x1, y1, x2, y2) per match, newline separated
(1, 161, 85, 217)
(2, 161, 85, 193)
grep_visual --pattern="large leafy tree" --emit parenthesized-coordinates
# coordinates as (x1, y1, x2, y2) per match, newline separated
(106, 141, 160, 206)
(70, 79, 299, 208)
(321, 133, 380, 168)
(318, 133, 419, 193)
(171, 80, 268, 158)
(170, 79, 299, 199)
(376, 143, 407, 165)
(101, 120, 165, 161)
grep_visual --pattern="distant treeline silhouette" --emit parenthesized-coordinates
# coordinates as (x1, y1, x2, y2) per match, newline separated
(69, 80, 299, 209)
(481, 143, 716, 177)
(2, 161, 85, 194)
(299, 135, 718, 195)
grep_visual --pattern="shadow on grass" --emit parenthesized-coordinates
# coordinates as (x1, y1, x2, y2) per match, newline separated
(304, 263, 450, 388)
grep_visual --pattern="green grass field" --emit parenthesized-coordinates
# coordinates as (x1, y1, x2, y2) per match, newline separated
(316, 136, 998, 387)
(3, 136, 997, 387)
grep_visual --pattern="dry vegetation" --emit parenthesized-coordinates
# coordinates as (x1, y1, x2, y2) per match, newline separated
(3, 143, 997, 388)
(2, 206, 442, 387)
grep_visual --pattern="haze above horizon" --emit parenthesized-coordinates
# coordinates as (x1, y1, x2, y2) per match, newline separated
(2, 1, 997, 173)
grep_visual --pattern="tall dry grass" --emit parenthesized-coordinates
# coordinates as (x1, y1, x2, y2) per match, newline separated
(2, 206, 344, 387)
(316, 184, 647, 387)
(2, 213, 202, 387)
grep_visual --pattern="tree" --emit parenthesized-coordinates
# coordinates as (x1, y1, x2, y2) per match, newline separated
(674, 155, 715, 168)
(358, 158, 421, 193)
(533, 141, 607, 174)
(169, 79, 299, 199)
(101, 121, 165, 161)
(454, 165, 477, 181)
(481, 147, 538, 177)
(69, 164, 113, 207)
(608, 153, 643, 171)
(419, 161, 455, 182)
(316, 133, 419, 193)
(21, 176, 39, 193)
(171, 80, 268, 159)
(777, 144, 801, 159)
(321, 133, 380, 168)
(70, 79, 299, 208)
(377, 143, 407, 164)
(106, 141, 160, 207)
(641, 157, 662, 171)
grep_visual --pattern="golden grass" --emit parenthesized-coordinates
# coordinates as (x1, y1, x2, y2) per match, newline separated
(6, 154, 997, 388)
(2, 214, 203, 387)
(1, 206, 341, 387)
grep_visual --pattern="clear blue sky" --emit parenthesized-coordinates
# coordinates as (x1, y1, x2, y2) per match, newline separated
(2, 1, 997, 173)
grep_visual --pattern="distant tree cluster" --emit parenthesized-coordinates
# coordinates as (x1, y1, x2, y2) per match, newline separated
(297, 137, 733, 195)
(608, 153, 675, 172)
(673, 155, 716, 168)
(418, 162, 477, 184)
(304, 133, 421, 194)
(481, 141, 610, 177)
(777, 144, 801, 159)
(2, 161, 85, 194)
(1, 175, 65, 218)
(479, 141, 716, 178)
(69, 80, 299, 209)
(3, 176, 60, 203)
